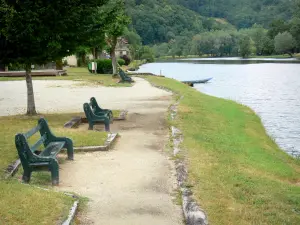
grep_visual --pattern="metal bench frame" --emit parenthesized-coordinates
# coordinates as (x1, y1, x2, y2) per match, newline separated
(83, 103, 110, 131)
(15, 118, 74, 185)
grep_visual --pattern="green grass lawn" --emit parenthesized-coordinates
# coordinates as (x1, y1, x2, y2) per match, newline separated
(0, 181, 74, 225)
(145, 76, 300, 225)
(0, 67, 131, 87)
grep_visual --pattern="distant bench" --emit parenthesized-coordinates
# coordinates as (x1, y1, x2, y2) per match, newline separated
(118, 68, 134, 83)
(15, 118, 74, 185)
(83, 97, 113, 131)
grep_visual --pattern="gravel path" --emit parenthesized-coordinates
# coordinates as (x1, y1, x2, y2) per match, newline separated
(0, 77, 170, 116)
(1, 77, 183, 224)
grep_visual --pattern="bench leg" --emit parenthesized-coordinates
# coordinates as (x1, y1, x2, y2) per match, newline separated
(88, 124, 93, 130)
(108, 111, 113, 123)
(22, 170, 32, 183)
(105, 122, 110, 132)
(49, 159, 59, 186)
(65, 138, 74, 160)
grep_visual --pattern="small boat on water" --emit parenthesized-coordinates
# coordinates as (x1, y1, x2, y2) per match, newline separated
(182, 77, 213, 87)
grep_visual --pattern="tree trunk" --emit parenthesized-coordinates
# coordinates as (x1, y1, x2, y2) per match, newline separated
(56, 59, 63, 70)
(110, 36, 118, 75)
(81, 54, 86, 65)
(93, 48, 97, 74)
(95, 47, 98, 59)
(25, 64, 37, 115)
(0, 64, 5, 71)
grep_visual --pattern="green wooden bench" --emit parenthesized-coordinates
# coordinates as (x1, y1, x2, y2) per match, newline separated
(83, 103, 110, 131)
(89, 97, 113, 120)
(118, 68, 133, 83)
(15, 118, 74, 185)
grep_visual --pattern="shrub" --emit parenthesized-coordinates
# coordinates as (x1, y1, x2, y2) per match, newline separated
(8, 63, 25, 71)
(88, 59, 127, 74)
(117, 59, 125, 66)
(95, 59, 113, 74)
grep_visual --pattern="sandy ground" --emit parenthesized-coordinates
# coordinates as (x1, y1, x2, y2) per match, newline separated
(58, 111, 183, 225)
(1, 77, 183, 224)
(0, 77, 170, 116)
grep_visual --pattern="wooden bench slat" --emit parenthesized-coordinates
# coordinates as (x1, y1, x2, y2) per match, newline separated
(30, 134, 47, 152)
(39, 141, 65, 157)
(24, 124, 42, 139)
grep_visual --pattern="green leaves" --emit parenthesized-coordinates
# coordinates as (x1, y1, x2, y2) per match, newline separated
(0, 0, 110, 65)
(274, 32, 296, 55)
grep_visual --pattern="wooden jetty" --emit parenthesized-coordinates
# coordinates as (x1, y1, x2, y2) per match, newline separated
(0, 69, 67, 77)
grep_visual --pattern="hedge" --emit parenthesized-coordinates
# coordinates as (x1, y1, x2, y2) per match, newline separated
(88, 59, 125, 74)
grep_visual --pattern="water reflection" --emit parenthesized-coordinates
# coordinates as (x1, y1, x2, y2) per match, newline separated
(137, 60, 300, 155)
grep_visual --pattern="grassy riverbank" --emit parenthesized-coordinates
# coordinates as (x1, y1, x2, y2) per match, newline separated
(145, 76, 300, 225)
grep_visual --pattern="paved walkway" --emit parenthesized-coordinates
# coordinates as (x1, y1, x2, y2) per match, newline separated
(8, 78, 184, 224)
(0, 78, 170, 116)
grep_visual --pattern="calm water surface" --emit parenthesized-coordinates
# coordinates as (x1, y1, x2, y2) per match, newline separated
(137, 59, 300, 155)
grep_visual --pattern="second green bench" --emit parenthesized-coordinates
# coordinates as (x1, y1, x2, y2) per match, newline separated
(83, 103, 111, 131)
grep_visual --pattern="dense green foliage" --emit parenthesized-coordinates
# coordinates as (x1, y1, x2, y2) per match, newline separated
(172, 0, 294, 28)
(0, 0, 109, 66)
(152, 25, 275, 58)
(274, 32, 296, 55)
(124, 0, 300, 58)
(125, 0, 234, 45)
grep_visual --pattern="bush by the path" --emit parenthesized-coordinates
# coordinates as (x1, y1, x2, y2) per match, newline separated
(88, 59, 125, 74)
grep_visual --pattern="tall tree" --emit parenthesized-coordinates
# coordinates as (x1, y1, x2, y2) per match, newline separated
(105, 0, 130, 75)
(0, 0, 109, 115)
(274, 32, 296, 57)
(239, 36, 251, 58)
(267, 19, 290, 40)
(123, 28, 142, 59)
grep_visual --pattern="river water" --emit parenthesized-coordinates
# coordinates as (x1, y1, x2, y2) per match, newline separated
(136, 58, 300, 156)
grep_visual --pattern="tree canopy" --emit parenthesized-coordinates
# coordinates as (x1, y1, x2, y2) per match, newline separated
(0, 0, 110, 66)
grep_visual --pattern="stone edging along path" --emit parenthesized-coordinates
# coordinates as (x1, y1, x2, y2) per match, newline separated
(151, 82, 209, 225)
(20, 184, 80, 225)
